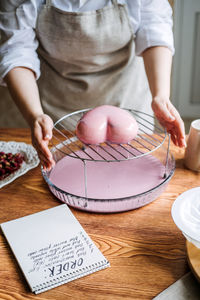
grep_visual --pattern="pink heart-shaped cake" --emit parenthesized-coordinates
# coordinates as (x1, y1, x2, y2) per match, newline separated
(76, 105, 138, 144)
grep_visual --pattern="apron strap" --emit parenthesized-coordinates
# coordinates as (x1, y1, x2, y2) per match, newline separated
(46, 0, 52, 6)
(111, 0, 118, 5)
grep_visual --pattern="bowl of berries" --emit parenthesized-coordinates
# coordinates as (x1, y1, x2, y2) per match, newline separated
(0, 141, 39, 188)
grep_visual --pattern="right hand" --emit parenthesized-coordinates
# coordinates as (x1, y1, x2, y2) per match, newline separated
(31, 114, 55, 170)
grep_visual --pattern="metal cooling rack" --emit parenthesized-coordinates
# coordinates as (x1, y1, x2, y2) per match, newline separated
(51, 108, 168, 163)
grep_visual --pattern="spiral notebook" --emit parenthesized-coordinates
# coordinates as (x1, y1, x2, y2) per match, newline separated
(0, 204, 110, 294)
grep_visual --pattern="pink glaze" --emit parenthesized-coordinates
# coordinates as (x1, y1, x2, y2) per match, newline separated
(76, 105, 138, 144)
(49, 147, 165, 200)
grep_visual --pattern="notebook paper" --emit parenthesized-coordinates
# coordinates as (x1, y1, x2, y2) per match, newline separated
(0, 204, 110, 294)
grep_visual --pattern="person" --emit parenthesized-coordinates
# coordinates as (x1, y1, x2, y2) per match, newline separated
(0, 0, 186, 170)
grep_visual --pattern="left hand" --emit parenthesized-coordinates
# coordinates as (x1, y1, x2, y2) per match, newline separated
(152, 97, 186, 148)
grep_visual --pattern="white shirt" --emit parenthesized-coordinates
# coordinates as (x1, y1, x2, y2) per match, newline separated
(0, 0, 174, 83)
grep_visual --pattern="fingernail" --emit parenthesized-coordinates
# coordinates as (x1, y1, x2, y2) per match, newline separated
(44, 134, 50, 140)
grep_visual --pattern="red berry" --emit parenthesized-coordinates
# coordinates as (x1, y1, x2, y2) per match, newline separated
(0, 151, 24, 180)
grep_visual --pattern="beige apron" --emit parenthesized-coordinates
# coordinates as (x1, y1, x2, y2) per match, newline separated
(36, 0, 152, 122)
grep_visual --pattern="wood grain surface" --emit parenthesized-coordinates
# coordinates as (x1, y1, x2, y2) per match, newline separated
(0, 128, 199, 300)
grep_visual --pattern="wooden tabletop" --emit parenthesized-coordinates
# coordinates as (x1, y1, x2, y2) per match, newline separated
(0, 128, 199, 300)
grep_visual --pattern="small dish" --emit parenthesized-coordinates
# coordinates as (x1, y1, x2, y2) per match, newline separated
(171, 187, 200, 248)
(0, 141, 40, 189)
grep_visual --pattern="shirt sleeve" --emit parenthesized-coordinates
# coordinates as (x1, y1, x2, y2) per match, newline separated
(0, 1, 40, 85)
(135, 0, 175, 56)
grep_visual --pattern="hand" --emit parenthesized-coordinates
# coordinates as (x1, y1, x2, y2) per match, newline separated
(152, 97, 186, 148)
(31, 114, 55, 170)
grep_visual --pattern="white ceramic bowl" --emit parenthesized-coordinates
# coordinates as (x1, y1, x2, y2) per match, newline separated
(171, 187, 200, 248)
